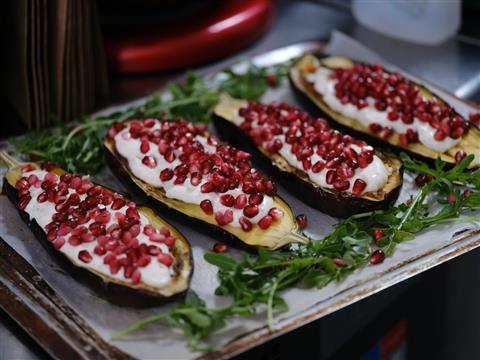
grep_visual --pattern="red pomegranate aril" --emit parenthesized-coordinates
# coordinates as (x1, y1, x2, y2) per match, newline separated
(234, 194, 247, 209)
(200, 199, 213, 215)
(415, 174, 432, 187)
(81, 233, 96, 243)
(373, 228, 384, 242)
(57, 225, 72, 236)
(190, 172, 202, 186)
(163, 236, 176, 247)
(124, 266, 134, 279)
(109, 261, 121, 275)
(326, 170, 336, 184)
(140, 139, 150, 153)
(147, 245, 161, 256)
(158, 253, 173, 267)
(434, 129, 446, 141)
(463, 189, 472, 198)
(243, 204, 259, 218)
(27, 174, 39, 185)
(258, 215, 273, 229)
(455, 150, 465, 163)
(18, 195, 31, 210)
(352, 179, 367, 196)
(143, 224, 155, 236)
(137, 255, 151, 267)
(103, 253, 115, 265)
(239, 216, 252, 231)
(399, 133, 409, 146)
(333, 179, 350, 191)
(111, 198, 125, 210)
(53, 237, 65, 250)
(142, 156, 157, 168)
(220, 194, 235, 207)
(333, 258, 346, 267)
(249, 194, 264, 206)
(447, 194, 457, 203)
(159, 168, 174, 181)
(213, 242, 228, 253)
(268, 207, 283, 220)
(68, 235, 82, 246)
(78, 250, 92, 263)
(126, 207, 140, 220)
(201, 182, 214, 193)
(149, 232, 165, 243)
(37, 192, 47, 203)
(370, 249, 385, 265)
(296, 214, 307, 229)
(94, 245, 107, 256)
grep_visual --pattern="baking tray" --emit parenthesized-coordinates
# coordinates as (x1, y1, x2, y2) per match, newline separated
(1, 34, 480, 359)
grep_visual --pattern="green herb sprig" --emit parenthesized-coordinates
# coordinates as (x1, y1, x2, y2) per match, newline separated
(10, 62, 288, 174)
(113, 154, 480, 352)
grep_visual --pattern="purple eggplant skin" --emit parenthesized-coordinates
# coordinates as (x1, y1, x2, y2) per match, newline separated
(104, 148, 260, 253)
(213, 114, 403, 218)
(3, 179, 192, 308)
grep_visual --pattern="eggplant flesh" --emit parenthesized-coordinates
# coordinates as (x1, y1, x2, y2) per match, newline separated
(103, 122, 307, 250)
(2, 157, 193, 307)
(212, 94, 403, 218)
(289, 53, 480, 168)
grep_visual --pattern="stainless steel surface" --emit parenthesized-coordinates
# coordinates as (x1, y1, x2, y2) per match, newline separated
(2, 1, 480, 358)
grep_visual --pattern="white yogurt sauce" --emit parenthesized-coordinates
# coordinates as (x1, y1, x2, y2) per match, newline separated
(114, 124, 274, 227)
(233, 115, 388, 194)
(23, 170, 174, 288)
(306, 67, 461, 153)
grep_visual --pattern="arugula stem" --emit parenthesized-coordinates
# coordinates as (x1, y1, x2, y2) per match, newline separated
(111, 313, 167, 340)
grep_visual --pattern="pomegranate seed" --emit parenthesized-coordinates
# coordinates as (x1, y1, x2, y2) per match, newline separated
(53, 237, 65, 250)
(109, 261, 121, 275)
(373, 228, 384, 242)
(455, 150, 465, 163)
(27, 174, 39, 185)
(220, 194, 235, 207)
(249, 194, 263, 205)
(149, 232, 165, 243)
(200, 199, 213, 214)
(333, 258, 346, 267)
(68, 235, 82, 246)
(434, 129, 446, 141)
(163, 236, 176, 247)
(447, 194, 457, 203)
(18, 195, 31, 210)
(312, 160, 326, 173)
(111, 198, 125, 210)
(142, 156, 157, 168)
(296, 214, 307, 229)
(463, 189, 472, 198)
(333, 179, 350, 191)
(137, 255, 151, 267)
(243, 205, 259, 218)
(370, 250, 385, 265)
(140, 139, 150, 153)
(399, 133, 409, 146)
(234, 194, 248, 209)
(103, 253, 115, 265)
(158, 253, 173, 267)
(160, 168, 174, 181)
(415, 174, 432, 187)
(258, 215, 273, 229)
(213, 242, 228, 253)
(94, 245, 106, 256)
(268, 207, 283, 220)
(201, 182, 214, 193)
(369, 123, 382, 133)
(215, 210, 233, 226)
(78, 250, 92, 263)
(190, 172, 202, 186)
(352, 179, 367, 196)
(239, 217, 253, 231)
(148, 245, 161, 256)
(37, 192, 47, 203)
(131, 269, 142, 284)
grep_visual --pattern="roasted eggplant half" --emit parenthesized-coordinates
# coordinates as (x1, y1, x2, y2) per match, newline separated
(289, 53, 480, 168)
(104, 119, 307, 250)
(212, 94, 403, 218)
(1, 152, 192, 307)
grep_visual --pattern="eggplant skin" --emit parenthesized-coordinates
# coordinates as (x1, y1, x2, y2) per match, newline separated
(213, 114, 403, 218)
(104, 146, 257, 252)
(288, 53, 480, 168)
(3, 180, 192, 307)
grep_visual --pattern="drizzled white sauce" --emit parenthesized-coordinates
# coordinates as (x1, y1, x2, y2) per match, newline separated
(306, 67, 461, 153)
(233, 115, 389, 194)
(114, 124, 274, 227)
(23, 170, 174, 288)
